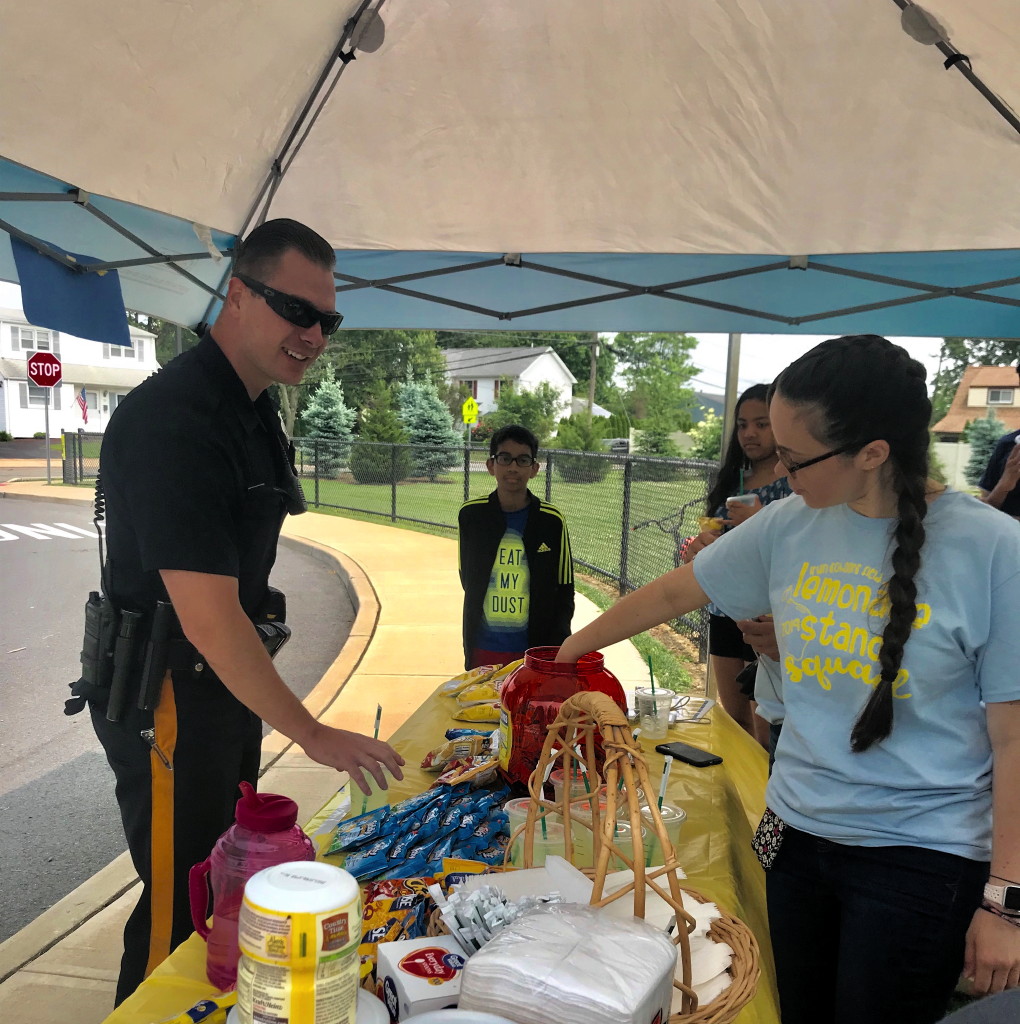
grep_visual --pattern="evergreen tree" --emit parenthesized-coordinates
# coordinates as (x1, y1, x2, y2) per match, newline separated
(350, 385, 413, 484)
(299, 367, 356, 476)
(397, 374, 462, 481)
(964, 410, 1006, 486)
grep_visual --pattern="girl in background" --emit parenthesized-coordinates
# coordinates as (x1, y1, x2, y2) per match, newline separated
(682, 384, 790, 745)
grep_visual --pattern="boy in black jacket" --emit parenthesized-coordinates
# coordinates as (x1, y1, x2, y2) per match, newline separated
(458, 425, 574, 669)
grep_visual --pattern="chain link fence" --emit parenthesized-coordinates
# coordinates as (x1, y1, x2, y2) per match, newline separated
(62, 431, 718, 657)
(295, 439, 718, 657)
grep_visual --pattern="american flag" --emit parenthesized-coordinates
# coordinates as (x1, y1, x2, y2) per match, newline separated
(75, 386, 88, 424)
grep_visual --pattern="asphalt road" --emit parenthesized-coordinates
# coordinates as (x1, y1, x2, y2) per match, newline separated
(0, 497, 355, 942)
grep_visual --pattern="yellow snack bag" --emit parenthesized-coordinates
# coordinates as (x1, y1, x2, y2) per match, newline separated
(438, 665, 500, 697)
(457, 681, 501, 706)
(452, 701, 502, 723)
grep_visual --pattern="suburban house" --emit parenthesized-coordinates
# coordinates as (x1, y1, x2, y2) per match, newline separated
(443, 346, 576, 422)
(931, 364, 1020, 440)
(0, 306, 157, 438)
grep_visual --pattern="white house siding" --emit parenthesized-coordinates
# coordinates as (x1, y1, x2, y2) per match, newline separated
(0, 311, 156, 437)
(518, 351, 574, 420)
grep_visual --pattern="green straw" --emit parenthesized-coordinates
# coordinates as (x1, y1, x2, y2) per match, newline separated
(647, 654, 655, 693)
(359, 704, 383, 817)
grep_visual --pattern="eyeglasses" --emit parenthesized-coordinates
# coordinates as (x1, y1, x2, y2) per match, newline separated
(234, 272, 343, 334)
(492, 452, 536, 467)
(779, 442, 858, 477)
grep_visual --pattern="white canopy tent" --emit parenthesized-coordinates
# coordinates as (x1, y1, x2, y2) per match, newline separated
(1, 0, 1019, 341)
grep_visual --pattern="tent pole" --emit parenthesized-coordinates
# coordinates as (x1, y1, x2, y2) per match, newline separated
(721, 334, 741, 458)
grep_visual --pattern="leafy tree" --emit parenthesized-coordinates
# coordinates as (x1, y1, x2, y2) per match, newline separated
(632, 417, 684, 481)
(686, 408, 724, 461)
(397, 374, 462, 480)
(316, 329, 446, 411)
(964, 409, 1006, 486)
(299, 367, 356, 476)
(930, 338, 1020, 425)
(126, 312, 199, 366)
(553, 416, 611, 483)
(612, 332, 699, 429)
(350, 384, 413, 484)
(485, 381, 562, 443)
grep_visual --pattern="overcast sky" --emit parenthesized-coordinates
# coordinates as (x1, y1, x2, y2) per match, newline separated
(678, 333, 945, 398)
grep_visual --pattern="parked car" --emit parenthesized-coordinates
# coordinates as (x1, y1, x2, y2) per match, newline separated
(600, 437, 629, 454)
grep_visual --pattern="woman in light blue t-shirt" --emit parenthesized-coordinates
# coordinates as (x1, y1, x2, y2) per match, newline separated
(558, 336, 1020, 1024)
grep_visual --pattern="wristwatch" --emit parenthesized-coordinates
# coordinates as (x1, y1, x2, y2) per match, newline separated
(983, 882, 1020, 913)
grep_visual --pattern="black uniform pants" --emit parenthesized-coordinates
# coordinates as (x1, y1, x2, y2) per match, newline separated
(90, 669, 262, 1005)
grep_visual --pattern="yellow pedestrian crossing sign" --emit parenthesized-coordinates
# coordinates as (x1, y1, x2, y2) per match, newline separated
(462, 397, 479, 424)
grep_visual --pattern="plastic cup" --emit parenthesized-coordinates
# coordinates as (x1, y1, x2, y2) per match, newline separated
(633, 686, 678, 740)
(550, 767, 590, 805)
(606, 821, 649, 871)
(640, 802, 687, 865)
(504, 797, 534, 839)
(567, 797, 616, 868)
(511, 820, 566, 867)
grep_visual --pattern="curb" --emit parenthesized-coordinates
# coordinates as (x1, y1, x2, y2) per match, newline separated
(0, 488, 380, 981)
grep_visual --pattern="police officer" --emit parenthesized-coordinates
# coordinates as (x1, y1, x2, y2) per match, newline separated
(88, 218, 405, 1003)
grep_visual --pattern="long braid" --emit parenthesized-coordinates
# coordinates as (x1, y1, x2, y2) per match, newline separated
(772, 336, 931, 752)
(851, 466, 927, 750)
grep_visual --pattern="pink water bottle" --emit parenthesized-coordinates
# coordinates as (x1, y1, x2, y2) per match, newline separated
(189, 781, 315, 989)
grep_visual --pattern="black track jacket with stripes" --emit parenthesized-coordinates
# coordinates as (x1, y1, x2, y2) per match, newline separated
(458, 489, 574, 669)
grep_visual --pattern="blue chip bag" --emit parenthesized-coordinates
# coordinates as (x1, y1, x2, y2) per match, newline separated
(445, 728, 495, 740)
(343, 837, 393, 880)
(387, 787, 447, 823)
(327, 806, 391, 855)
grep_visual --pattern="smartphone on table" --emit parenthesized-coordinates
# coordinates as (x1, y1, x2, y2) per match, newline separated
(654, 740, 723, 768)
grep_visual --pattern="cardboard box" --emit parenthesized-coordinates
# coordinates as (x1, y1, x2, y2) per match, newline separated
(377, 935, 468, 1021)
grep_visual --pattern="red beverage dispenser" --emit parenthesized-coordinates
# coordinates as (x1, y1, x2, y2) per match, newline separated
(497, 647, 627, 788)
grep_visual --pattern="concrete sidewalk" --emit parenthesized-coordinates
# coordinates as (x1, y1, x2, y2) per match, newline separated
(0, 480, 650, 1024)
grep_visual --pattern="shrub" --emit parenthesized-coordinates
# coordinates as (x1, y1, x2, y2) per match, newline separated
(553, 417, 611, 484)
(33, 431, 46, 439)
(0, 431, 12, 442)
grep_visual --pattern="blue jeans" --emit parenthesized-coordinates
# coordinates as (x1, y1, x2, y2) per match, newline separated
(766, 826, 987, 1024)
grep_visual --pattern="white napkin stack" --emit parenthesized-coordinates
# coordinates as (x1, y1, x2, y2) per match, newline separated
(458, 903, 677, 1024)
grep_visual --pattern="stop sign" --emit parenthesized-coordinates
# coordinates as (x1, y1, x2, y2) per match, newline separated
(27, 351, 62, 387)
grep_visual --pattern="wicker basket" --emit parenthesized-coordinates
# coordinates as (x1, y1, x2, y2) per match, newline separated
(508, 690, 760, 1024)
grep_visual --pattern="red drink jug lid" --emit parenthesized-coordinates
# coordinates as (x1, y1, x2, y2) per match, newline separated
(235, 780, 299, 832)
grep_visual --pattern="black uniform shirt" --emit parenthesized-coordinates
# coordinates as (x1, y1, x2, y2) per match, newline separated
(100, 331, 302, 620)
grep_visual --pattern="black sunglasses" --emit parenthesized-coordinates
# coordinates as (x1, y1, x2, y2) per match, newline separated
(779, 442, 858, 477)
(234, 272, 343, 334)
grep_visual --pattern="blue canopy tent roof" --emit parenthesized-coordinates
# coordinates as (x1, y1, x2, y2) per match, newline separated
(1, 1, 1019, 340)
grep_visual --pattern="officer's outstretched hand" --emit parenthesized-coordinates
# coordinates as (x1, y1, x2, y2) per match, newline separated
(301, 723, 406, 795)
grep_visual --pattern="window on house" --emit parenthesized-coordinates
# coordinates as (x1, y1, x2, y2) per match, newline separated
(464, 380, 478, 399)
(12, 327, 59, 356)
(493, 379, 501, 401)
(85, 390, 99, 411)
(103, 341, 136, 359)
(19, 383, 62, 410)
(988, 388, 1014, 405)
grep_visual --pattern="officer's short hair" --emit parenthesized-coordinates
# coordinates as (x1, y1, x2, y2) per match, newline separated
(490, 425, 539, 459)
(234, 219, 335, 280)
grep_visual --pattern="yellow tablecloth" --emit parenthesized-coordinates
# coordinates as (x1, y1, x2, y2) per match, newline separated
(104, 688, 779, 1024)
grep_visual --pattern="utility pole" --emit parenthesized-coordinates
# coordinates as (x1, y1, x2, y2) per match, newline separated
(587, 331, 598, 421)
